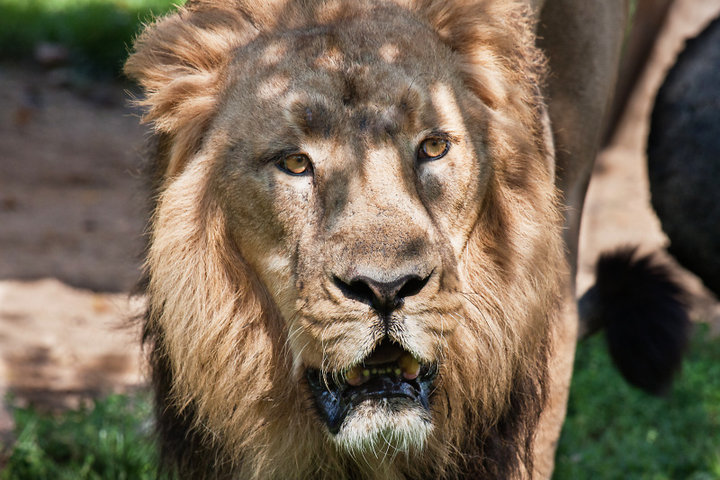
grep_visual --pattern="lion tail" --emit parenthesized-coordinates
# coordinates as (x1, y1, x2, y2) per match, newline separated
(578, 247, 691, 395)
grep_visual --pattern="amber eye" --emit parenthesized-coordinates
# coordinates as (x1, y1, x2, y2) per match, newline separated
(418, 137, 450, 161)
(278, 154, 312, 175)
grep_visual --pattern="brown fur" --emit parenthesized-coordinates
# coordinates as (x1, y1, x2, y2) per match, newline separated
(126, 1, 567, 478)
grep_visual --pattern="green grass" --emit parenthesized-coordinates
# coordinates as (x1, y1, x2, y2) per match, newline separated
(555, 326, 720, 480)
(1, 330, 718, 478)
(0, 393, 170, 480)
(0, 0, 184, 78)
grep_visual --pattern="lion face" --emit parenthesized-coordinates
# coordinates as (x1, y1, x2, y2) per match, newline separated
(210, 18, 491, 450)
(127, 1, 567, 477)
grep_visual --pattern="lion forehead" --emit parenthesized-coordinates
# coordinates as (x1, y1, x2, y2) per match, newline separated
(218, 13, 464, 138)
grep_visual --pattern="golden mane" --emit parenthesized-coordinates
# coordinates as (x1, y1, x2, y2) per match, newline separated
(127, 1, 565, 478)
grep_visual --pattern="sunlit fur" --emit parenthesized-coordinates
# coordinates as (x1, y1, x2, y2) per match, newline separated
(126, 0, 567, 478)
(335, 400, 433, 459)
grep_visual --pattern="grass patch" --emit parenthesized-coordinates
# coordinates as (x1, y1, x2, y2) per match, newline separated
(0, 0, 184, 78)
(555, 326, 720, 479)
(1, 330, 718, 478)
(0, 393, 170, 480)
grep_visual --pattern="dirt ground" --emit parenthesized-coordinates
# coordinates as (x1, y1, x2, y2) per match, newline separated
(1, 0, 719, 453)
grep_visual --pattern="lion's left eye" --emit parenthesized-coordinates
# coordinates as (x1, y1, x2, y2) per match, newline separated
(418, 137, 450, 161)
(277, 154, 313, 175)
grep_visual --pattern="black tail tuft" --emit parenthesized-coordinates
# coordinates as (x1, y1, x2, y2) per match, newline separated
(579, 247, 691, 395)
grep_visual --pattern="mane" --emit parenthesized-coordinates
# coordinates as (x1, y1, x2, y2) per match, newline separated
(127, 1, 564, 478)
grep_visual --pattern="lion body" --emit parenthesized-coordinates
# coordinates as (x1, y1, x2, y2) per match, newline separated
(126, 0, 629, 478)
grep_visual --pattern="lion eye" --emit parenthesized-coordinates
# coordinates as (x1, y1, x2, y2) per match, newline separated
(418, 137, 450, 161)
(278, 154, 312, 175)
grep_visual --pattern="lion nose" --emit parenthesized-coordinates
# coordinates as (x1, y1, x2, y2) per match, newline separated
(333, 273, 430, 314)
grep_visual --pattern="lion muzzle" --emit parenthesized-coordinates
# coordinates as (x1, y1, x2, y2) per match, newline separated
(306, 338, 437, 435)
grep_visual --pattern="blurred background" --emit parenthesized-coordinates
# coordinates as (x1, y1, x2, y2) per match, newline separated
(0, 0, 718, 478)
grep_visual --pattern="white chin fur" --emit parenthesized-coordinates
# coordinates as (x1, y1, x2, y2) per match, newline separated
(333, 398, 433, 458)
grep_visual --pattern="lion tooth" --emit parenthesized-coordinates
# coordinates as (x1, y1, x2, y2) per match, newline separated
(398, 352, 420, 380)
(345, 366, 363, 386)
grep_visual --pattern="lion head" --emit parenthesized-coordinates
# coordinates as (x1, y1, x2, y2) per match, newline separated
(126, 0, 566, 478)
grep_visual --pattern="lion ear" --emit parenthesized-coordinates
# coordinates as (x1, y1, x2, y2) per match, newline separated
(125, 4, 260, 178)
(415, 0, 544, 116)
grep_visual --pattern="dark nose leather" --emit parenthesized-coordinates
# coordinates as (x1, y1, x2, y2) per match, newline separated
(333, 273, 430, 314)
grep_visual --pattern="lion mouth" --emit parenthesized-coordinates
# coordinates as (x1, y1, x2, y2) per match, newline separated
(305, 339, 438, 434)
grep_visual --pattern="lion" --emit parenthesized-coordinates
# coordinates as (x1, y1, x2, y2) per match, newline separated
(648, 14, 720, 297)
(124, 0, 688, 478)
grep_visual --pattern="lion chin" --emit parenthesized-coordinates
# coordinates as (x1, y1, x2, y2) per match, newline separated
(333, 399, 434, 455)
(305, 339, 437, 452)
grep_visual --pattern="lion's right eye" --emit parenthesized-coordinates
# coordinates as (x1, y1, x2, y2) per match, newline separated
(277, 154, 313, 175)
(417, 137, 450, 161)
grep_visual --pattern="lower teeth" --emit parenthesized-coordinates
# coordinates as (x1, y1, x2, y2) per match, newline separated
(343, 353, 422, 385)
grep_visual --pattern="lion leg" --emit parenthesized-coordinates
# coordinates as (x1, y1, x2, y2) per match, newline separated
(606, 0, 675, 144)
(537, 0, 629, 269)
(531, 1, 629, 477)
